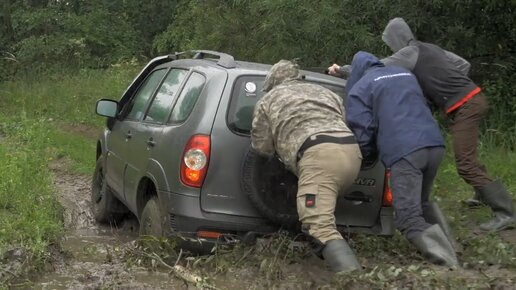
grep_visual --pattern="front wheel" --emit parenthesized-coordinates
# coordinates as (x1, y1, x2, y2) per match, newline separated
(91, 158, 126, 224)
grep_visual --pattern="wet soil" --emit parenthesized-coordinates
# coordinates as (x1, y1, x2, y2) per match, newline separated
(25, 159, 186, 290)
(5, 129, 514, 290)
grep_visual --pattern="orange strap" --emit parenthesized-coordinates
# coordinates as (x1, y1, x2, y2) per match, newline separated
(446, 87, 481, 114)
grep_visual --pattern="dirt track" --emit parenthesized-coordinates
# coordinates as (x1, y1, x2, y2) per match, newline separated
(28, 159, 185, 290)
(13, 157, 515, 290)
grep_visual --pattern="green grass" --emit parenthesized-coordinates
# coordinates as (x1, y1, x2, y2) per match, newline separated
(0, 66, 138, 285)
(0, 66, 139, 128)
(0, 118, 63, 283)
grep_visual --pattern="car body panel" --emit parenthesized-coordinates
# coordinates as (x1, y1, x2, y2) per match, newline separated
(146, 63, 229, 203)
(124, 123, 164, 212)
(105, 120, 137, 199)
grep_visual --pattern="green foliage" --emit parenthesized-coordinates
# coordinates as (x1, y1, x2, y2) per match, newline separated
(0, 117, 63, 259)
(154, 0, 386, 66)
(0, 65, 139, 127)
(14, 7, 139, 70)
(2, 0, 516, 141)
(152, 0, 516, 145)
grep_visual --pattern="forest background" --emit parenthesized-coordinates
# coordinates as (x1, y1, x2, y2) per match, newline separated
(1, 0, 515, 145)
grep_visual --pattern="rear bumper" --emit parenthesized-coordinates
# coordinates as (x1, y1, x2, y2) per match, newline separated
(337, 207, 395, 236)
(159, 190, 278, 235)
(159, 191, 395, 252)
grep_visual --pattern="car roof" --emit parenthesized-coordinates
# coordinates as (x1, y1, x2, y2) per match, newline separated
(168, 58, 345, 87)
(152, 50, 345, 88)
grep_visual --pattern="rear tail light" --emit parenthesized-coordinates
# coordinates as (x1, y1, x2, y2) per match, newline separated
(383, 170, 393, 207)
(180, 135, 210, 187)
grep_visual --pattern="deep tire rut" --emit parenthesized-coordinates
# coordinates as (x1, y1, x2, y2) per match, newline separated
(29, 159, 184, 290)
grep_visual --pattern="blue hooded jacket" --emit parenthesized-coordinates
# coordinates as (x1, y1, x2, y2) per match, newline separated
(346, 51, 444, 167)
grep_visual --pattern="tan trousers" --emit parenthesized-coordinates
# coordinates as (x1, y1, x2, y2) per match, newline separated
(296, 138, 362, 244)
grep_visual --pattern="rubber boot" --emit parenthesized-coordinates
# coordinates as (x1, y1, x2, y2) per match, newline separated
(463, 189, 485, 208)
(322, 239, 361, 273)
(423, 202, 463, 253)
(464, 165, 488, 208)
(477, 180, 516, 231)
(410, 224, 459, 267)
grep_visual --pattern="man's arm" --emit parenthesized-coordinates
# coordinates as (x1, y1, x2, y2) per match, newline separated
(345, 91, 377, 158)
(251, 100, 275, 157)
(380, 46, 419, 71)
(444, 50, 471, 75)
(327, 63, 351, 79)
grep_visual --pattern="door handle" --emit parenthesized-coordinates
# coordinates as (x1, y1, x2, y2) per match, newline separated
(125, 131, 132, 139)
(147, 138, 156, 147)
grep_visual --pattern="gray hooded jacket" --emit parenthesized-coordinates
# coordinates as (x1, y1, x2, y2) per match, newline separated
(381, 17, 470, 74)
(251, 60, 353, 174)
(380, 18, 479, 113)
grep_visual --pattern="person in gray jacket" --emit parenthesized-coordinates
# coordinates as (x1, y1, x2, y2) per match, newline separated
(328, 17, 515, 232)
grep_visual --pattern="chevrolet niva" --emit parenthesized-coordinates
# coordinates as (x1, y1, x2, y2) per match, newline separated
(92, 50, 394, 250)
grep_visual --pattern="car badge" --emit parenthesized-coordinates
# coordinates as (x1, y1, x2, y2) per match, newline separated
(245, 82, 257, 94)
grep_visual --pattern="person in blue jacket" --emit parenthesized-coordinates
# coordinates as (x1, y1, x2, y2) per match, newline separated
(345, 51, 458, 267)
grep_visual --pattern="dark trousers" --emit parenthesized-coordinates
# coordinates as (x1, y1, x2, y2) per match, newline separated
(390, 147, 445, 240)
(448, 93, 493, 188)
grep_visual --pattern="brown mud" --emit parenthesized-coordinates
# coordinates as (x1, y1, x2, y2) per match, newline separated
(23, 159, 186, 290)
(6, 146, 515, 289)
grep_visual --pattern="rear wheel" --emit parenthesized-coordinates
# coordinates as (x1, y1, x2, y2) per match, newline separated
(241, 148, 300, 230)
(91, 158, 127, 223)
(139, 196, 168, 237)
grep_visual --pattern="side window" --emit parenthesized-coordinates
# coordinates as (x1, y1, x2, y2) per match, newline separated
(169, 72, 206, 124)
(125, 69, 167, 121)
(144, 69, 188, 123)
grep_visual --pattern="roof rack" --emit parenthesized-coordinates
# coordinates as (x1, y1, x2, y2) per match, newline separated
(168, 50, 236, 69)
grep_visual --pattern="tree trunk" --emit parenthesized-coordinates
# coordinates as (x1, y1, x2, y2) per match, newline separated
(2, 0, 15, 41)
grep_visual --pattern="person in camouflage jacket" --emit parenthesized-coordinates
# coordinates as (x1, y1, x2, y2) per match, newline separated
(251, 60, 363, 273)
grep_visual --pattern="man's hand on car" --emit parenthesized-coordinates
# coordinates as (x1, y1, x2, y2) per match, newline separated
(327, 64, 352, 79)
(327, 64, 342, 76)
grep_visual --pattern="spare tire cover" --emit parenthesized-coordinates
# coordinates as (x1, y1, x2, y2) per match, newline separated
(241, 147, 300, 229)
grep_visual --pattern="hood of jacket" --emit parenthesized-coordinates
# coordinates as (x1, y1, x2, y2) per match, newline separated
(346, 51, 384, 94)
(382, 17, 416, 52)
(262, 60, 302, 92)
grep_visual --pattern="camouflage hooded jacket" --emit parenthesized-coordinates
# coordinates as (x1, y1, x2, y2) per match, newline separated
(251, 60, 354, 174)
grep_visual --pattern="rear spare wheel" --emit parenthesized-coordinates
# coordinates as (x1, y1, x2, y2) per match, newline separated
(241, 148, 300, 230)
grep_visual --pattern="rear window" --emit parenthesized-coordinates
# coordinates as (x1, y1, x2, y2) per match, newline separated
(227, 75, 346, 134)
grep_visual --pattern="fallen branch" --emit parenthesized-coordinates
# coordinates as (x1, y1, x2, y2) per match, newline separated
(143, 251, 222, 290)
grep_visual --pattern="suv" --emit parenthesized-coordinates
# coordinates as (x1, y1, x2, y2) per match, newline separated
(92, 50, 394, 247)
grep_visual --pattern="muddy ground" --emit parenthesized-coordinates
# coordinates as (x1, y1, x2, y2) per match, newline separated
(14, 159, 186, 290)
(4, 157, 516, 289)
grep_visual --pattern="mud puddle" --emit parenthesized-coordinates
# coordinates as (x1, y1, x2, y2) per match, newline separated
(26, 159, 185, 290)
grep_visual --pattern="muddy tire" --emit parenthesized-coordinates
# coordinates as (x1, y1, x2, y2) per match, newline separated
(91, 158, 126, 224)
(139, 196, 168, 237)
(241, 148, 300, 230)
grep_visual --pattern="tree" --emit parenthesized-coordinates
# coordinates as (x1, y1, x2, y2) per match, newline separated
(1, 0, 15, 42)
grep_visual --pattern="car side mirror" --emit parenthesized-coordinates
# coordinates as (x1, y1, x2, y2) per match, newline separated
(96, 99, 118, 118)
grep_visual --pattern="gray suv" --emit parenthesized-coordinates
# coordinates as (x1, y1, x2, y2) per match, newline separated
(92, 50, 394, 248)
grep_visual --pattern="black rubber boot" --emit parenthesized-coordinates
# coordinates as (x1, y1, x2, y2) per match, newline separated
(410, 224, 459, 267)
(463, 189, 485, 208)
(423, 202, 463, 253)
(322, 239, 361, 273)
(477, 180, 516, 232)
